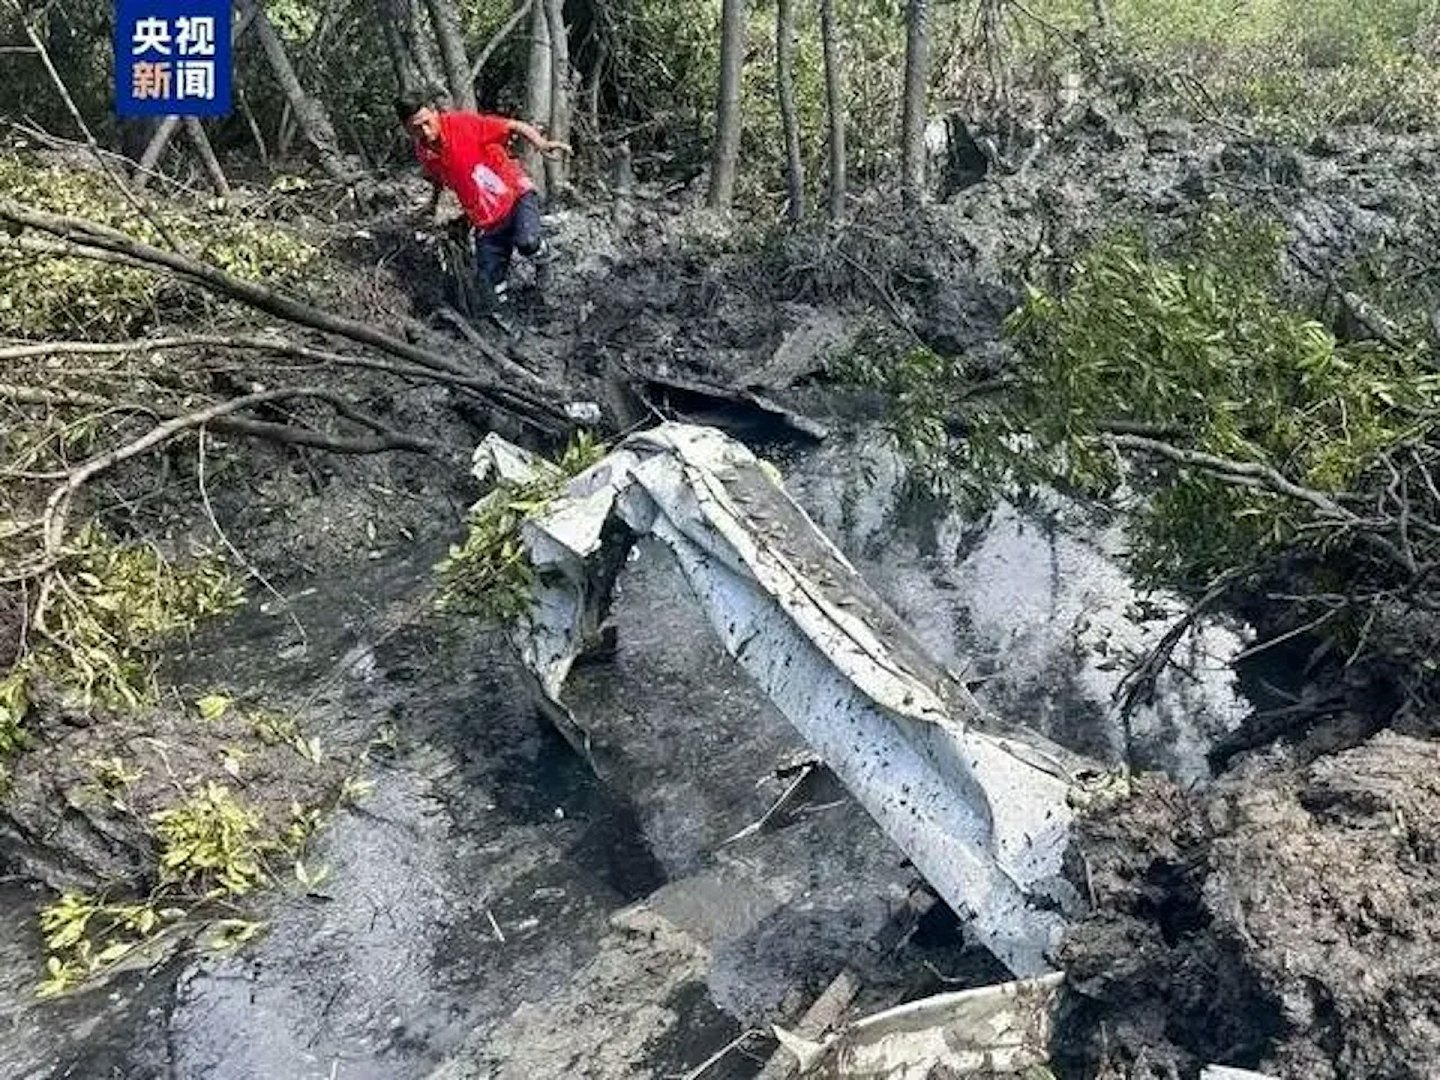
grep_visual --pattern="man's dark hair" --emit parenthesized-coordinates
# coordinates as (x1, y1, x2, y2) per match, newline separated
(394, 91, 431, 125)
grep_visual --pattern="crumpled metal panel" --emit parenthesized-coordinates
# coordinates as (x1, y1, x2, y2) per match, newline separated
(476, 423, 1093, 975)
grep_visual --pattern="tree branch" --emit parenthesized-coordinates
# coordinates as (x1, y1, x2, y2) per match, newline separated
(469, 0, 534, 82)
(0, 200, 570, 433)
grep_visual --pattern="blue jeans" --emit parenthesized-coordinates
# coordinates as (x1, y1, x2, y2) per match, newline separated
(474, 191, 542, 289)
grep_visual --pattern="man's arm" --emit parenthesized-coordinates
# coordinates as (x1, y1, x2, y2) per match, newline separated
(506, 118, 570, 157)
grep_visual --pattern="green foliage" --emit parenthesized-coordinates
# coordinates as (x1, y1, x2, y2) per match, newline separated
(37, 891, 183, 998)
(848, 211, 1439, 588)
(998, 212, 1436, 582)
(0, 670, 30, 793)
(0, 156, 316, 337)
(152, 782, 268, 896)
(31, 523, 245, 709)
(1023, 0, 1440, 137)
(834, 333, 972, 495)
(437, 432, 606, 623)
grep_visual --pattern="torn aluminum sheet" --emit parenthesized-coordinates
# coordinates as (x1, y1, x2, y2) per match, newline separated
(476, 423, 1096, 976)
(771, 972, 1066, 1078)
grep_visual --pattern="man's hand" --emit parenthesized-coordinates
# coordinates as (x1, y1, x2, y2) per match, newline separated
(509, 119, 572, 159)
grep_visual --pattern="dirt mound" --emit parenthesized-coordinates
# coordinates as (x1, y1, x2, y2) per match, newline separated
(1058, 730, 1440, 1079)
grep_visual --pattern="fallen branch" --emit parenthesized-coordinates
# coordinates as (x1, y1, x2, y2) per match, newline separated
(1102, 432, 1356, 521)
(0, 200, 570, 433)
(0, 332, 537, 403)
(1114, 571, 1242, 721)
(1, 386, 447, 590)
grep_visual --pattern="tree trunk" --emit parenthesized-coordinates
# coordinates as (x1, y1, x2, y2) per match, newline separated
(775, 0, 804, 223)
(424, 0, 475, 109)
(980, 0, 1008, 107)
(819, 0, 846, 220)
(542, 0, 573, 193)
(1091, 0, 1111, 33)
(135, 5, 254, 187)
(379, 0, 421, 96)
(239, 0, 357, 183)
(133, 117, 182, 187)
(185, 119, 231, 197)
(524, 0, 552, 191)
(707, 0, 745, 209)
(900, 0, 929, 208)
(407, 0, 444, 94)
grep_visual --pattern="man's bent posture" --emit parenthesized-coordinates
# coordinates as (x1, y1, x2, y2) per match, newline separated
(396, 93, 568, 307)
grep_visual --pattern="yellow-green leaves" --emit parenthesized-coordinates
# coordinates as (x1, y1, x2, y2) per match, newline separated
(196, 694, 234, 722)
(26, 523, 245, 710)
(436, 432, 606, 625)
(152, 782, 266, 897)
(0, 154, 316, 338)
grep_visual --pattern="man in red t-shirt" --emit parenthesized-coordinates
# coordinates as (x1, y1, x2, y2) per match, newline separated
(397, 93, 569, 308)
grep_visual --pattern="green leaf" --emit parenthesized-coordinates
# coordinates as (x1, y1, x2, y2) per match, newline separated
(196, 694, 233, 722)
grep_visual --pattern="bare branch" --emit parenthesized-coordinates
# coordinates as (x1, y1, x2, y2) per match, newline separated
(469, 0, 534, 82)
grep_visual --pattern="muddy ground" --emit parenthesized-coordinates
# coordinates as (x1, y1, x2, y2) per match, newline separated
(3, 109, 1440, 1078)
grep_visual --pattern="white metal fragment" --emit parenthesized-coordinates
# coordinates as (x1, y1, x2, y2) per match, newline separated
(480, 423, 1096, 975)
(772, 972, 1067, 1078)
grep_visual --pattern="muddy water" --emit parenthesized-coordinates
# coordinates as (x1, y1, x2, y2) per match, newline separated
(0, 422, 1251, 1079)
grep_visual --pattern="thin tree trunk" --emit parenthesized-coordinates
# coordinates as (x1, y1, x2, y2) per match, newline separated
(379, 0, 421, 96)
(585, 38, 606, 136)
(184, 119, 231, 197)
(424, 0, 475, 109)
(133, 117, 182, 187)
(900, 0, 929, 208)
(819, 0, 846, 220)
(408, 0, 443, 94)
(239, 0, 357, 183)
(981, 0, 1009, 108)
(1091, 0, 1111, 33)
(775, 0, 804, 222)
(707, 0, 745, 209)
(543, 0, 573, 193)
(237, 86, 270, 165)
(524, 0, 552, 192)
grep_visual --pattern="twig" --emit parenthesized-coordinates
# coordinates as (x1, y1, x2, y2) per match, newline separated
(678, 1028, 764, 1080)
(1114, 569, 1239, 720)
(197, 427, 308, 648)
(485, 908, 506, 943)
(1232, 607, 1340, 663)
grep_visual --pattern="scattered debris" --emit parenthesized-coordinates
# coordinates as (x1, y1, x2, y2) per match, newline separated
(638, 373, 829, 442)
(770, 972, 1066, 1078)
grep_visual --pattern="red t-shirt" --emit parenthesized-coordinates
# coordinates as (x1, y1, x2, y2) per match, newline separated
(416, 111, 534, 230)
